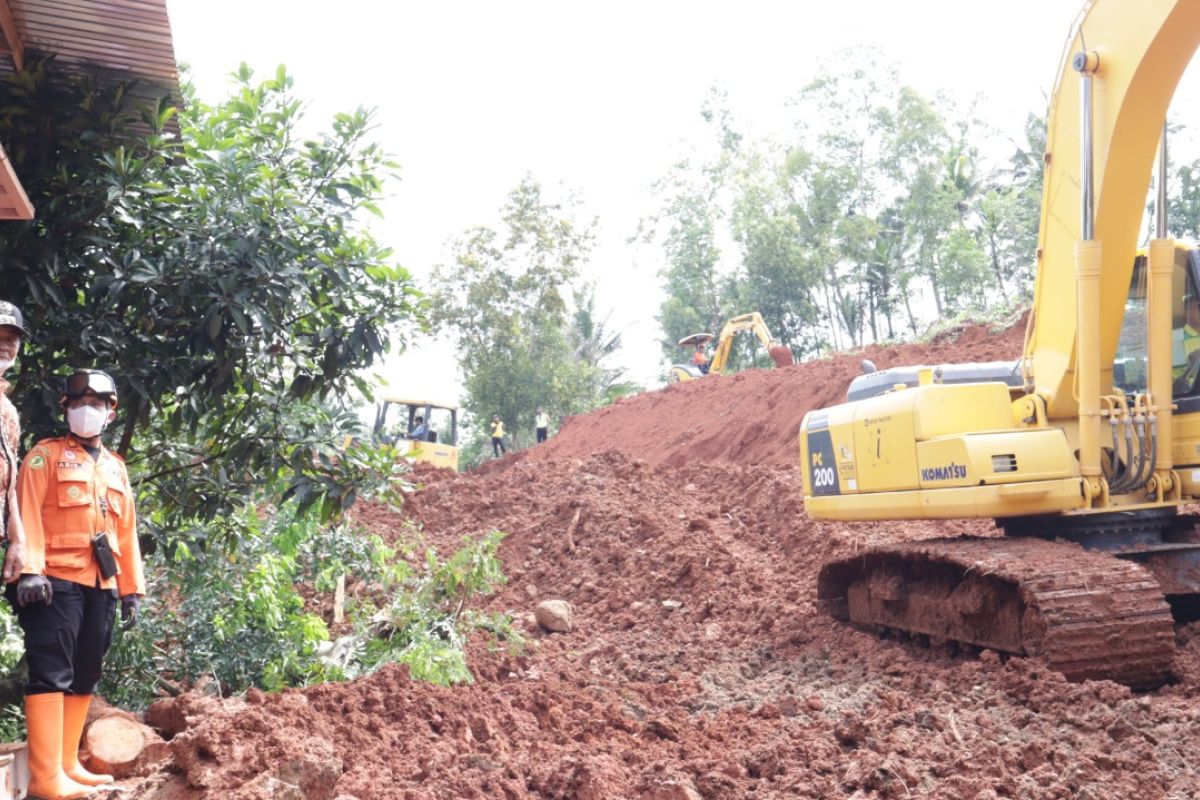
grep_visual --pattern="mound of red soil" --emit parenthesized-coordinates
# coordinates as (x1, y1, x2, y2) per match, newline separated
(128, 313, 1200, 798)
(527, 316, 1027, 468)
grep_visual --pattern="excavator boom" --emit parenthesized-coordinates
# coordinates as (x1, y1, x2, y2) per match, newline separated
(1030, 0, 1200, 418)
(709, 312, 793, 374)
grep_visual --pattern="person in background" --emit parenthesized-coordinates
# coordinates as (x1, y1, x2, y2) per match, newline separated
(691, 343, 710, 374)
(13, 369, 145, 800)
(0, 301, 27, 584)
(490, 414, 506, 457)
(535, 406, 550, 444)
(408, 415, 428, 441)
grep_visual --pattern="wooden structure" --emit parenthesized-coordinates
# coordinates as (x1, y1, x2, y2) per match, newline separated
(0, 0, 180, 220)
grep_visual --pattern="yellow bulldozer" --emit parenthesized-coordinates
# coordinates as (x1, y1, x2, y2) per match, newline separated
(371, 393, 460, 471)
(801, 0, 1200, 687)
(668, 312, 794, 383)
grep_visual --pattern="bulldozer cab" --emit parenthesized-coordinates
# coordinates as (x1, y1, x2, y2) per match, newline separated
(372, 394, 459, 470)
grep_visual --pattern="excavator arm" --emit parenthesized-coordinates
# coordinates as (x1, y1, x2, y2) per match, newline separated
(1028, 0, 1200, 419)
(708, 312, 786, 374)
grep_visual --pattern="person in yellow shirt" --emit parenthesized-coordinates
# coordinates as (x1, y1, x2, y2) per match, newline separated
(490, 414, 506, 457)
(11, 369, 145, 800)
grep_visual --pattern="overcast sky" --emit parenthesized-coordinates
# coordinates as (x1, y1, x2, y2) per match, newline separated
(167, 0, 1191, 405)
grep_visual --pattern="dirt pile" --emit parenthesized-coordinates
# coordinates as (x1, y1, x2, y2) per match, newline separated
(525, 316, 1027, 468)
(125, 315, 1200, 799)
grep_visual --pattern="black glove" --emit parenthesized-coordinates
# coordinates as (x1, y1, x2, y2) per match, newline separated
(120, 594, 141, 630)
(15, 575, 51, 607)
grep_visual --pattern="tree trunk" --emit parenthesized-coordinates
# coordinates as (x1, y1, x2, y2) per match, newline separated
(84, 715, 170, 779)
(987, 231, 1008, 300)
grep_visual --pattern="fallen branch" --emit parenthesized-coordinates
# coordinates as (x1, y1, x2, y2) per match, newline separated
(565, 507, 583, 554)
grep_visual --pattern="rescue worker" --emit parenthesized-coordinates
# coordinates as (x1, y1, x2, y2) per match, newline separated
(535, 406, 550, 444)
(690, 343, 710, 374)
(12, 369, 145, 800)
(0, 301, 27, 584)
(490, 414, 506, 457)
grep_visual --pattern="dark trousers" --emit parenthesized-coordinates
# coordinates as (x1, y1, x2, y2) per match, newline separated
(491, 436, 506, 456)
(7, 578, 117, 695)
(536, 427, 548, 443)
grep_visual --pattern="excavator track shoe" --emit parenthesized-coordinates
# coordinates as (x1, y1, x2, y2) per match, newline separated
(818, 537, 1175, 688)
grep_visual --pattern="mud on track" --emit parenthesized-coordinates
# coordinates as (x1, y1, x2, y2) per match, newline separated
(130, 316, 1200, 799)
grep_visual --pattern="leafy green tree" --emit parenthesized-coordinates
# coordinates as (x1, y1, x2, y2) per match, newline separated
(649, 180, 730, 360)
(429, 177, 613, 458)
(1172, 157, 1200, 239)
(728, 145, 826, 356)
(0, 62, 420, 538)
(569, 286, 636, 405)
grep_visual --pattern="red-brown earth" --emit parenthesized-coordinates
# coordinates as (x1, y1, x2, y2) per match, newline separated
(127, 314, 1200, 799)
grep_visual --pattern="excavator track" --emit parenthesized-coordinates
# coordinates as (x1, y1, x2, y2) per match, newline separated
(818, 537, 1176, 688)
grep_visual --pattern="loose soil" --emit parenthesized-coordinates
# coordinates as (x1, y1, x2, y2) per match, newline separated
(128, 315, 1200, 799)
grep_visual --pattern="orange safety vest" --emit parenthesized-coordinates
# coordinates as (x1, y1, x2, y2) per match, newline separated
(691, 349, 708, 366)
(17, 436, 145, 596)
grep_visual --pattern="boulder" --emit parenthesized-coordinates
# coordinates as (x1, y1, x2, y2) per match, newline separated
(534, 600, 573, 633)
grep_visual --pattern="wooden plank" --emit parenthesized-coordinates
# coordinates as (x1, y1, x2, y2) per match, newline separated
(0, 142, 33, 221)
(20, 6, 173, 39)
(20, 16, 176, 50)
(9, 0, 179, 88)
(22, 31, 177, 64)
(0, 0, 24, 71)
(13, 54, 178, 85)
(28, 0, 170, 21)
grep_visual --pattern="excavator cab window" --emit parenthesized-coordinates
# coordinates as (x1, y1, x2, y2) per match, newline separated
(1114, 256, 1149, 395)
(1113, 248, 1200, 398)
(1171, 249, 1200, 398)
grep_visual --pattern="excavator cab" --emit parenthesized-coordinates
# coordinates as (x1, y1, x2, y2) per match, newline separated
(669, 333, 714, 382)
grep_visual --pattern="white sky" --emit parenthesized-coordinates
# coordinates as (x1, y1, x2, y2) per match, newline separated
(167, 0, 1194, 407)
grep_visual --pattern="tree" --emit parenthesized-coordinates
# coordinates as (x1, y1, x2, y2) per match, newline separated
(569, 286, 637, 404)
(0, 61, 420, 536)
(729, 144, 826, 357)
(1171, 157, 1200, 239)
(429, 177, 614, 458)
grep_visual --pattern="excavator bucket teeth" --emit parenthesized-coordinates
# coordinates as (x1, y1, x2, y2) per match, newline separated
(818, 537, 1175, 688)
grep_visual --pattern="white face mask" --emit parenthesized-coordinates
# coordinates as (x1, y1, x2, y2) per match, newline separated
(0, 358, 12, 373)
(67, 405, 109, 439)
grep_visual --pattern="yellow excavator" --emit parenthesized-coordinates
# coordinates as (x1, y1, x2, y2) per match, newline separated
(801, 0, 1200, 687)
(668, 312, 794, 383)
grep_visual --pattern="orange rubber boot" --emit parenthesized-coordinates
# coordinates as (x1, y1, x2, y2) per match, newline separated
(62, 695, 112, 787)
(25, 693, 92, 800)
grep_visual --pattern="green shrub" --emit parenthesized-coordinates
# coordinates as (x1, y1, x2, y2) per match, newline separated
(102, 505, 516, 708)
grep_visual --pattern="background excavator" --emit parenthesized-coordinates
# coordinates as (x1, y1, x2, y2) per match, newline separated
(669, 312, 794, 383)
(801, 0, 1200, 687)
